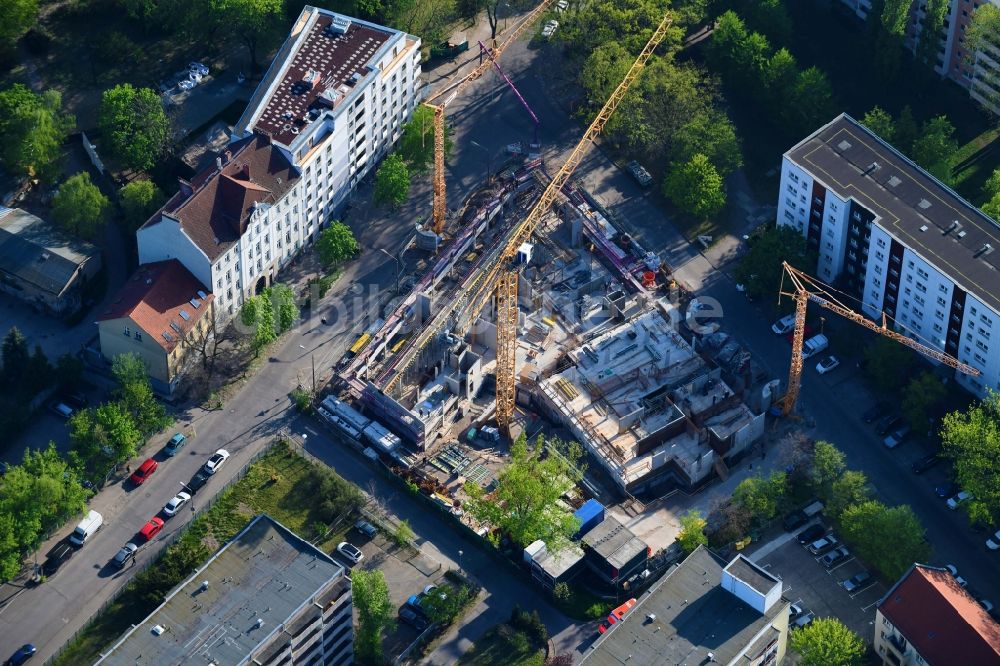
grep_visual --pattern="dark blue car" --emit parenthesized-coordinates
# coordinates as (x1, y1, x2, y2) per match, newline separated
(8, 644, 36, 665)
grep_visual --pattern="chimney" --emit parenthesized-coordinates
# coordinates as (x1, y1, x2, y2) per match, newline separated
(216, 156, 223, 170)
(224, 149, 233, 164)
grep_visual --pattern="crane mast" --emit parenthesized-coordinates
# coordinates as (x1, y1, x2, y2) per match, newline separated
(778, 261, 979, 415)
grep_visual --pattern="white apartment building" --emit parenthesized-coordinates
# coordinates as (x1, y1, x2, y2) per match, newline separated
(138, 6, 421, 319)
(777, 113, 1000, 398)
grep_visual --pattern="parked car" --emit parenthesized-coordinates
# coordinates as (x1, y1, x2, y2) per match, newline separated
(112, 542, 138, 568)
(792, 611, 815, 628)
(815, 355, 840, 374)
(162, 492, 191, 517)
(41, 542, 74, 577)
(188, 61, 209, 75)
(883, 425, 912, 449)
(187, 471, 210, 494)
(807, 534, 839, 556)
(178, 78, 196, 91)
(355, 520, 377, 538)
(944, 564, 968, 587)
(164, 432, 187, 457)
(947, 491, 973, 510)
(771, 314, 796, 335)
(911, 453, 940, 474)
(6, 644, 36, 665)
(821, 546, 851, 568)
(337, 541, 363, 564)
(788, 602, 803, 618)
(139, 517, 165, 542)
(783, 510, 809, 532)
(978, 598, 995, 613)
(862, 402, 888, 423)
(49, 401, 76, 418)
(801, 334, 830, 359)
(130, 458, 158, 485)
(797, 523, 826, 545)
(935, 482, 960, 499)
(398, 605, 428, 630)
(841, 571, 873, 592)
(876, 415, 903, 436)
(203, 449, 230, 475)
(986, 529, 1000, 551)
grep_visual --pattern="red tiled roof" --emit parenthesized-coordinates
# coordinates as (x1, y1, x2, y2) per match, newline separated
(879, 565, 1000, 665)
(98, 260, 214, 352)
(146, 134, 297, 261)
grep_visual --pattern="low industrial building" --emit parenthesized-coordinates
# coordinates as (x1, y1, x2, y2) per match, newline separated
(874, 564, 1000, 666)
(581, 515, 649, 586)
(581, 546, 791, 666)
(96, 514, 353, 666)
(0, 205, 101, 317)
(97, 260, 214, 395)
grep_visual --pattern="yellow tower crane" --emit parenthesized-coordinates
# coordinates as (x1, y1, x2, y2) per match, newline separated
(422, 0, 556, 235)
(778, 261, 979, 415)
(492, 13, 675, 434)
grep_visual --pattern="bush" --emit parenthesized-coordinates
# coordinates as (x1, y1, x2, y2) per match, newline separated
(552, 582, 571, 603)
(509, 605, 548, 645)
(290, 387, 313, 413)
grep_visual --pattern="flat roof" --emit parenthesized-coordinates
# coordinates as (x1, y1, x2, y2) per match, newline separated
(0, 206, 99, 296)
(582, 516, 647, 570)
(582, 547, 787, 666)
(724, 555, 781, 597)
(243, 7, 394, 145)
(96, 514, 346, 666)
(787, 113, 1000, 314)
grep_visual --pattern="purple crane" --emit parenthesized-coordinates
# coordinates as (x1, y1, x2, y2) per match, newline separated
(479, 40, 541, 146)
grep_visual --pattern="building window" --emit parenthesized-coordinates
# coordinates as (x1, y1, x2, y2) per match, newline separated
(877, 238, 886, 248)
(123, 326, 131, 337)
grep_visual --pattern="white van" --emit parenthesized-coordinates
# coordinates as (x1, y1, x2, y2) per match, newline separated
(69, 510, 103, 546)
(801, 334, 829, 359)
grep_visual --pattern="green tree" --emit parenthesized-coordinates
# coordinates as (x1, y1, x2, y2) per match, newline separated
(422, 584, 476, 624)
(863, 337, 916, 394)
(373, 153, 410, 208)
(268, 284, 298, 333)
(112, 353, 169, 436)
(119, 180, 165, 233)
(1, 327, 30, 387)
(762, 48, 798, 105)
(917, 0, 950, 68)
(0, 84, 74, 181)
(982, 168, 1000, 221)
(0, 0, 38, 44)
(663, 153, 726, 219)
(352, 569, 393, 664)
(316, 221, 359, 266)
(784, 67, 836, 136)
(911, 115, 957, 183)
(732, 471, 787, 523)
(672, 109, 742, 177)
(211, 0, 284, 72)
(557, 0, 676, 57)
(811, 440, 846, 501)
(52, 172, 109, 238)
(901, 372, 946, 432)
(860, 106, 895, 143)
(392, 519, 415, 547)
(98, 84, 170, 171)
(828, 470, 872, 520)
(881, 0, 915, 36)
(730, 0, 792, 44)
(967, 2, 1000, 54)
(840, 501, 929, 580)
(894, 105, 919, 153)
(240, 293, 277, 355)
(69, 402, 143, 475)
(707, 11, 750, 81)
(398, 104, 450, 172)
(789, 617, 865, 666)
(580, 41, 633, 109)
(733, 225, 808, 300)
(677, 510, 708, 554)
(55, 353, 84, 388)
(464, 435, 583, 551)
(941, 391, 1000, 523)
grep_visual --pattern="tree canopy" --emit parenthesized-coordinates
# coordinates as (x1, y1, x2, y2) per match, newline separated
(210, 0, 284, 71)
(982, 168, 1000, 222)
(910, 115, 957, 183)
(112, 353, 170, 436)
(840, 500, 929, 580)
(663, 153, 726, 219)
(860, 106, 896, 143)
(119, 180, 166, 233)
(0, 84, 74, 181)
(941, 391, 1000, 523)
(789, 617, 865, 666)
(677, 510, 708, 554)
(863, 336, 916, 394)
(316, 221, 359, 266)
(901, 372, 945, 432)
(398, 104, 443, 173)
(827, 470, 872, 520)
(732, 471, 787, 524)
(98, 84, 170, 171)
(374, 153, 410, 208)
(733, 225, 808, 299)
(352, 569, 393, 664)
(464, 434, 583, 550)
(810, 440, 846, 502)
(0, 0, 38, 45)
(52, 172, 110, 238)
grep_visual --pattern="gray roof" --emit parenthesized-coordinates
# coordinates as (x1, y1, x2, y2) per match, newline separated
(0, 206, 99, 297)
(96, 514, 347, 666)
(581, 547, 788, 666)
(582, 516, 647, 570)
(786, 113, 1000, 314)
(724, 555, 781, 597)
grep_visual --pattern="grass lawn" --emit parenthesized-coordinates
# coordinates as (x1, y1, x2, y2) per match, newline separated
(52, 441, 358, 665)
(552, 581, 613, 621)
(459, 624, 545, 666)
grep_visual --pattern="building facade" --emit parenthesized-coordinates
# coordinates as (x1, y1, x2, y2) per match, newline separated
(138, 7, 421, 320)
(777, 113, 1000, 398)
(874, 564, 1000, 665)
(97, 260, 214, 395)
(837, 0, 1000, 115)
(96, 515, 353, 666)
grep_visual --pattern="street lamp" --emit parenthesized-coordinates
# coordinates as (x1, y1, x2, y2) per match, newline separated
(377, 247, 403, 296)
(458, 549, 464, 572)
(470, 140, 493, 183)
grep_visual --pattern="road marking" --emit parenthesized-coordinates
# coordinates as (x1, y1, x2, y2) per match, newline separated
(861, 600, 881, 612)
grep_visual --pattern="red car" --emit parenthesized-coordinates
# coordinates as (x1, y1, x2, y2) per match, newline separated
(130, 458, 158, 485)
(139, 517, 164, 542)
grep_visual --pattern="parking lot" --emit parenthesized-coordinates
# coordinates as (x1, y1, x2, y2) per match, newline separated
(753, 527, 884, 639)
(335, 520, 447, 656)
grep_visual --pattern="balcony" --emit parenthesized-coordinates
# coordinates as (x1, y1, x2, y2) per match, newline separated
(886, 633, 908, 656)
